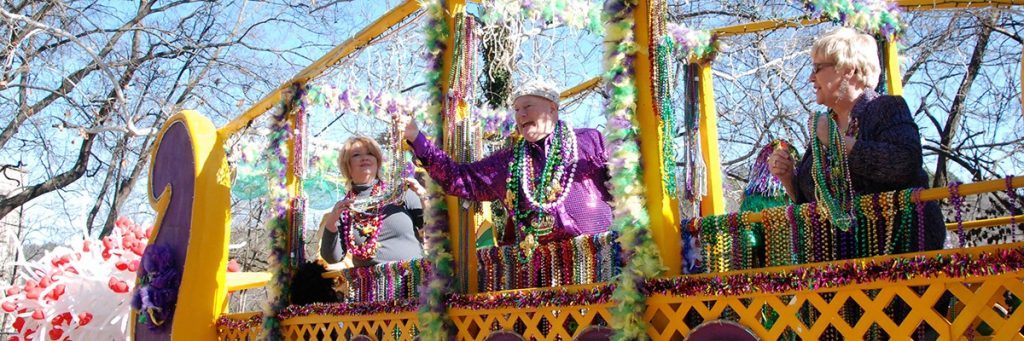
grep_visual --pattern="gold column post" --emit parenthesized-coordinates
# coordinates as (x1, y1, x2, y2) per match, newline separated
(438, 0, 475, 294)
(884, 38, 903, 96)
(632, 0, 682, 275)
(698, 63, 726, 216)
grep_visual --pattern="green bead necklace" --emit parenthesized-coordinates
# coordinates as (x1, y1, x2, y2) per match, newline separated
(810, 110, 856, 232)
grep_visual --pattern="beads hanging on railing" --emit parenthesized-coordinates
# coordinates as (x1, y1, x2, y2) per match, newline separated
(684, 188, 936, 274)
(477, 231, 621, 292)
(340, 259, 432, 303)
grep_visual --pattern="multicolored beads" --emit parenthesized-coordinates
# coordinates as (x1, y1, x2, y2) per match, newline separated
(477, 231, 620, 291)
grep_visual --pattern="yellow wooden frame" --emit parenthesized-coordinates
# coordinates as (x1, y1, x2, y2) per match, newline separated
(206, 1, 1024, 339)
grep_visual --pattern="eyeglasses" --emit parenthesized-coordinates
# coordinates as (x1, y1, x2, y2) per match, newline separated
(812, 62, 836, 75)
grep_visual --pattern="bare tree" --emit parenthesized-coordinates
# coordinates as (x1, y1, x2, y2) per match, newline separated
(0, 0, 356, 238)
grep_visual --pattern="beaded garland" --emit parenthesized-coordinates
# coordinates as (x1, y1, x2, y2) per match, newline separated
(648, 244, 1024, 297)
(479, 0, 604, 35)
(261, 83, 306, 340)
(803, 0, 905, 38)
(477, 231, 621, 292)
(661, 23, 716, 63)
(685, 187, 934, 274)
(340, 259, 432, 303)
(603, 0, 665, 338)
(449, 284, 616, 310)
(418, 1, 454, 339)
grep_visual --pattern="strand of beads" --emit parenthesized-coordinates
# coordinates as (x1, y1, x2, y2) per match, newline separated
(741, 212, 755, 269)
(728, 213, 741, 270)
(763, 206, 791, 267)
(712, 216, 729, 272)
(1006, 176, 1021, 229)
(869, 194, 881, 256)
(809, 202, 823, 262)
(538, 244, 550, 287)
(810, 111, 856, 232)
(913, 188, 926, 252)
(789, 205, 805, 264)
(520, 121, 580, 212)
(881, 191, 897, 255)
(899, 189, 915, 253)
(949, 181, 966, 248)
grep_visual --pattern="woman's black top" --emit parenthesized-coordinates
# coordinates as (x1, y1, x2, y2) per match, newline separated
(793, 89, 946, 252)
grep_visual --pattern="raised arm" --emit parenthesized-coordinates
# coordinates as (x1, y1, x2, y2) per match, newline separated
(408, 132, 511, 202)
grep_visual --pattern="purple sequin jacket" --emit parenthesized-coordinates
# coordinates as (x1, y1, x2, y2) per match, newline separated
(410, 127, 613, 245)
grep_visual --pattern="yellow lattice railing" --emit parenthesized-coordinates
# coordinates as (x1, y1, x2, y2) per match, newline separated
(280, 311, 420, 341)
(647, 274, 1024, 339)
(450, 302, 613, 340)
(218, 311, 420, 341)
(218, 243, 1024, 340)
(646, 243, 1024, 340)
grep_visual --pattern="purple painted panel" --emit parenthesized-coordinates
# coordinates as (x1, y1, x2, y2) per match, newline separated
(688, 320, 759, 341)
(574, 326, 613, 341)
(485, 331, 525, 341)
(135, 120, 195, 340)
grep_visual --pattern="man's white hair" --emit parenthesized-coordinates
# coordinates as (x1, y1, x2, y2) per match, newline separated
(512, 79, 561, 105)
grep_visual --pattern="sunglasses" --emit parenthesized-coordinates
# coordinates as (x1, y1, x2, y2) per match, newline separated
(812, 62, 836, 74)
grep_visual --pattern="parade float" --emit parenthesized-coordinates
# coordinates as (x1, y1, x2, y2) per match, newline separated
(8, 0, 1024, 339)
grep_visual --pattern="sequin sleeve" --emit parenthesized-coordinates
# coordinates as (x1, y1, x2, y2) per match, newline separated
(575, 128, 614, 202)
(847, 95, 924, 185)
(409, 132, 512, 202)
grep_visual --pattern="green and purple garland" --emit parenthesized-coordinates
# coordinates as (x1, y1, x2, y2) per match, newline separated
(417, 0, 454, 339)
(602, 0, 665, 339)
(480, 0, 604, 34)
(661, 22, 717, 63)
(805, 0, 904, 38)
(260, 83, 307, 340)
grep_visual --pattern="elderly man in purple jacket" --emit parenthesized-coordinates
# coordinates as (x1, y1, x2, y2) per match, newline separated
(399, 79, 613, 249)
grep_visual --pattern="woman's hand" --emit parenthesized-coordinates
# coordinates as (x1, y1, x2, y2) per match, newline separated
(767, 146, 795, 185)
(394, 114, 420, 143)
(321, 198, 355, 232)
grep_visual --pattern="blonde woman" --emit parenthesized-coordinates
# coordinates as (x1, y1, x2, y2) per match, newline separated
(319, 136, 426, 267)
(768, 27, 944, 253)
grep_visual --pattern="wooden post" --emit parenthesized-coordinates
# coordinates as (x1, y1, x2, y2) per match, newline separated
(632, 0, 681, 275)
(884, 39, 903, 96)
(438, 0, 475, 294)
(698, 63, 726, 216)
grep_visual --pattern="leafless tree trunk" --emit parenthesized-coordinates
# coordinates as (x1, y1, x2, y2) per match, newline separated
(933, 13, 998, 187)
